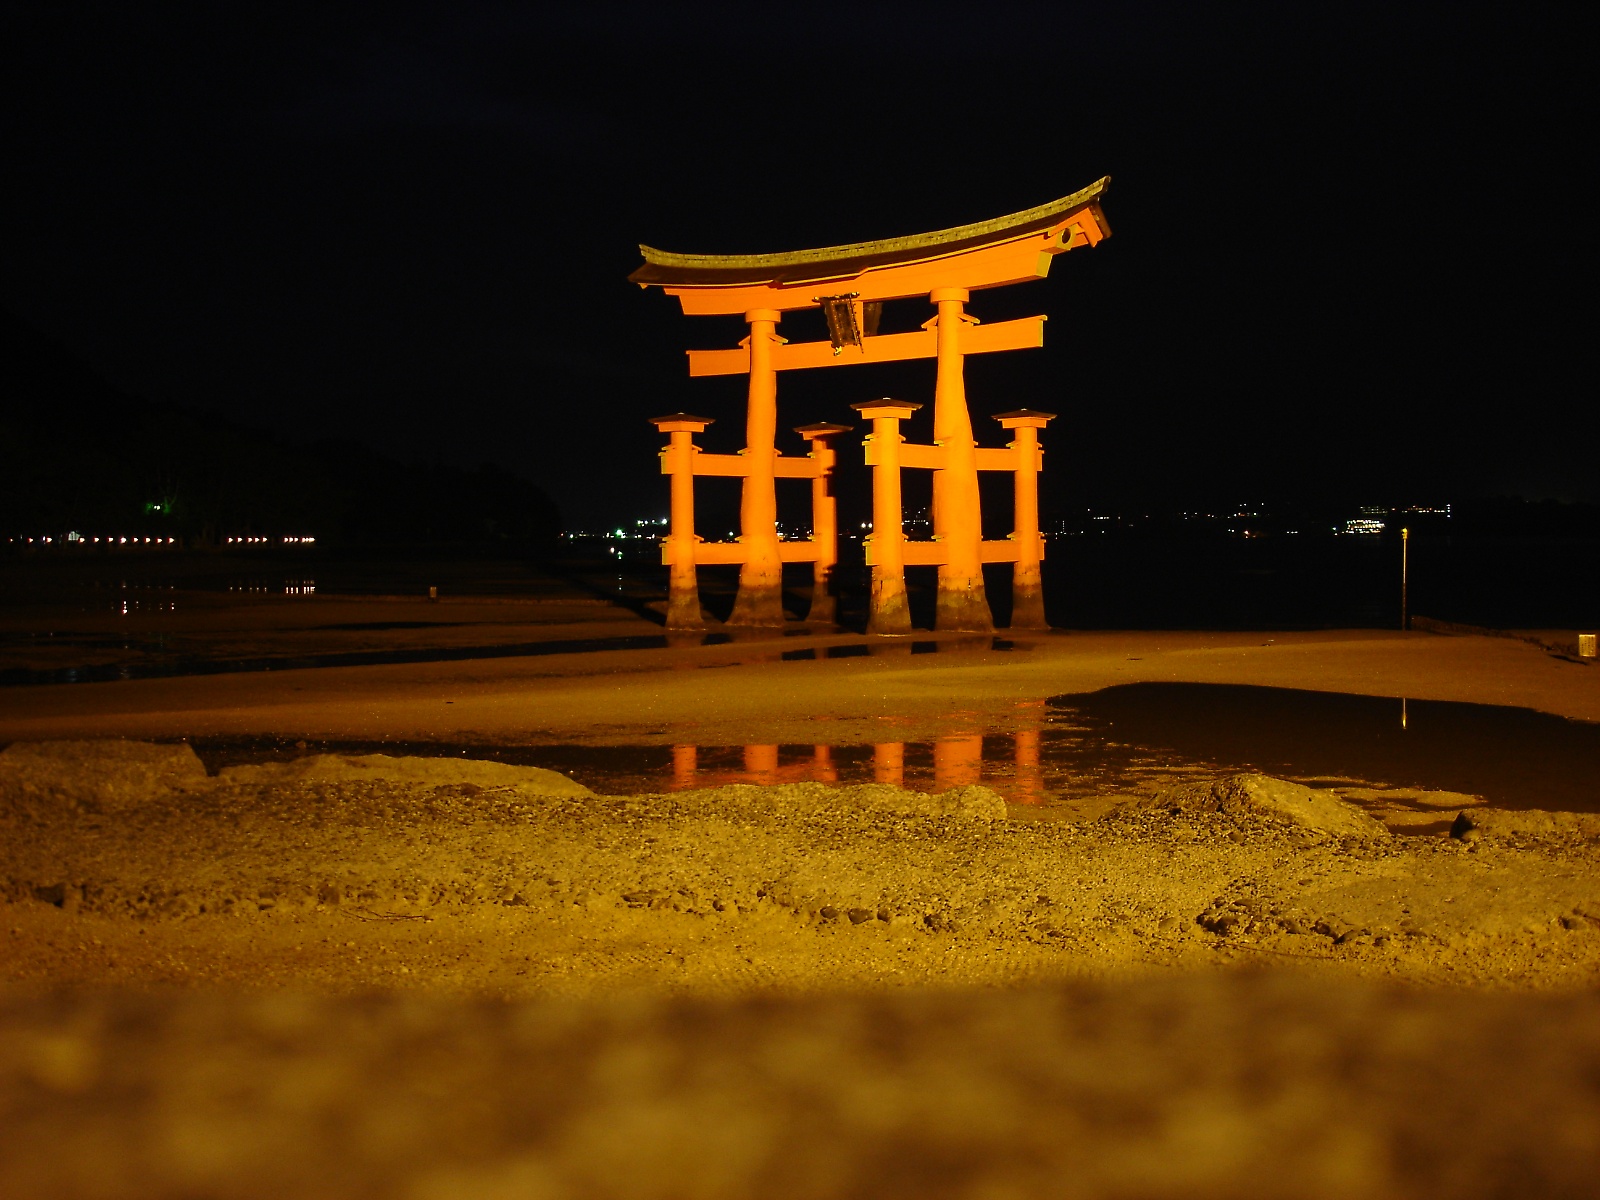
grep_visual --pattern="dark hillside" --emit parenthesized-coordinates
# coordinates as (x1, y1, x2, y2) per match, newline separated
(0, 313, 560, 550)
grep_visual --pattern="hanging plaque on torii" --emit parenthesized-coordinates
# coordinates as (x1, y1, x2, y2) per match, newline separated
(630, 176, 1110, 632)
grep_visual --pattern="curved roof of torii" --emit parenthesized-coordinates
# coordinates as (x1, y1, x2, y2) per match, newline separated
(629, 176, 1110, 289)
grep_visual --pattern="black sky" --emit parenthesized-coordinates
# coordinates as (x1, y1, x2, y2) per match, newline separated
(2, 2, 1589, 528)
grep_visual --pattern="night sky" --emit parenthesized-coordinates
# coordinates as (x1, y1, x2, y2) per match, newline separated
(3, 2, 1587, 530)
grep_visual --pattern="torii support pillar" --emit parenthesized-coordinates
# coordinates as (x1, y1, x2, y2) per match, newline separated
(727, 308, 786, 627)
(930, 287, 993, 633)
(853, 399, 920, 636)
(795, 422, 851, 625)
(994, 408, 1055, 631)
(650, 413, 713, 630)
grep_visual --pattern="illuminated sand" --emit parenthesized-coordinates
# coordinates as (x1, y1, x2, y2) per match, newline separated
(6, 978, 1598, 1199)
(6, 741, 1600, 994)
(2, 628, 1598, 1196)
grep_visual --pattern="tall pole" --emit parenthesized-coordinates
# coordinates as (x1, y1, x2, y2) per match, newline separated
(1401, 526, 1409, 631)
(929, 287, 993, 632)
(729, 308, 786, 626)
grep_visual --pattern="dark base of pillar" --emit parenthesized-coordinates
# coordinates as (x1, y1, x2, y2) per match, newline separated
(805, 590, 837, 626)
(1009, 581, 1049, 631)
(935, 579, 994, 633)
(867, 578, 912, 636)
(665, 587, 704, 631)
(727, 583, 787, 627)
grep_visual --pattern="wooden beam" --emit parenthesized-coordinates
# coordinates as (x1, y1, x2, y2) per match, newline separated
(886, 538, 1044, 567)
(667, 451, 820, 478)
(682, 540, 822, 565)
(778, 541, 823, 563)
(686, 453, 747, 478)
(974, 446, 1023, 472)
(871, 445, 1031, 472)
(689, 315, 1046, 378)
(773, 457, 823, 479)
(981, 536, 1044, 563)
(690, 542, 745, 565)
(897, 443, 945, 471)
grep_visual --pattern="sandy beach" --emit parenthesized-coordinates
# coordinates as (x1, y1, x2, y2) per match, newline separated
(3, 591, 1598, 1197)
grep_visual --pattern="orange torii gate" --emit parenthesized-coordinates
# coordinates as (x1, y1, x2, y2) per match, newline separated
(631, 177, 1110, 631)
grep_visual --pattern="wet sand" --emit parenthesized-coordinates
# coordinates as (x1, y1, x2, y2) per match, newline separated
(2, 596, 1598, 1197)
(2, 616, 1597, 750)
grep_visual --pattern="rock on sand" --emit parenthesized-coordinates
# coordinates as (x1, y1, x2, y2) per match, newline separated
(217, 753, 592, 796)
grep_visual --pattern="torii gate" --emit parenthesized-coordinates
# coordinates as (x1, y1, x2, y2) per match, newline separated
(631, 177, 1110, 631)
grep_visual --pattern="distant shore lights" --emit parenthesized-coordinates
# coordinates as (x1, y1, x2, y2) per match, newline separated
(12, 534, 178, 546)
(10, 534, 318, 547)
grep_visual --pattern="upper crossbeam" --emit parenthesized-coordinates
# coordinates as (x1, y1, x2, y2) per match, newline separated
(687, 316, 1046, 378)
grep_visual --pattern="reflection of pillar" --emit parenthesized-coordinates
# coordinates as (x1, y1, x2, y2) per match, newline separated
(934, 734, 983, 790)
(672, 744, 698, 789)
(995, 410, 1055, 631)
(651, 415, 713, 630)
(796, 423, 850, 625)
(744, 743, 779, 783)
(813, 745, 837, 783)
(873, 742, 904, 787)
(853, 399, 920, 635)
(930, 287, 992, 632)
(729, 308, 785, 627)
(1013, 727, 1043, 805)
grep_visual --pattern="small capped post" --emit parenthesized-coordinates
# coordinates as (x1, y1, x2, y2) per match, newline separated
(649, 413, 714, 630)
(794, 422, 851, 625)
(993, 409, 1056, 631)
(853, 399, 922, 636)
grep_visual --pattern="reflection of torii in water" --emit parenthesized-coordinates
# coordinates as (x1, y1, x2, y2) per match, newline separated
(668, 700, 1049, 805)
(631, 178, 1111, 632)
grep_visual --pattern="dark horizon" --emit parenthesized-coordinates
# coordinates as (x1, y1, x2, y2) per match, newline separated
(3, 2, 1588, 528)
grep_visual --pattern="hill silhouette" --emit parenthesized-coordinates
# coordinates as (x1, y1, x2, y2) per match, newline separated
(0, 313, 559, 550)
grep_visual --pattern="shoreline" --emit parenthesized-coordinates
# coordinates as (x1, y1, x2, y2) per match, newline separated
(1, 628, 1593, 749)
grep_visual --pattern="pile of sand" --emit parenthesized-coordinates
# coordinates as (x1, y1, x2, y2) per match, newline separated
(1151, 772, 1392, 840)
(216, 752, 593, 796)
(0, 740, 208, 814)
(5, 739, 1600, 1197)
(4, 741, 1599, 992)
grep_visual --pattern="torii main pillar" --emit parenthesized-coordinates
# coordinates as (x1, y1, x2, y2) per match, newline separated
(929, 286, 990, 631)
(727, 308, 785, 626)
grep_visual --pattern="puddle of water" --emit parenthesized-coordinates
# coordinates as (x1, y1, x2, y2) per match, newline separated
(1049, 682, 1600, 813)
(188, 731, 1056, 807)
(184, 684, 1599, 821)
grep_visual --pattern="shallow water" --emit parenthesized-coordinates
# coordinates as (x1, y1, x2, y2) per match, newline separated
(188, 683, 1600, 817)
(1053, 683, 1600, 813)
